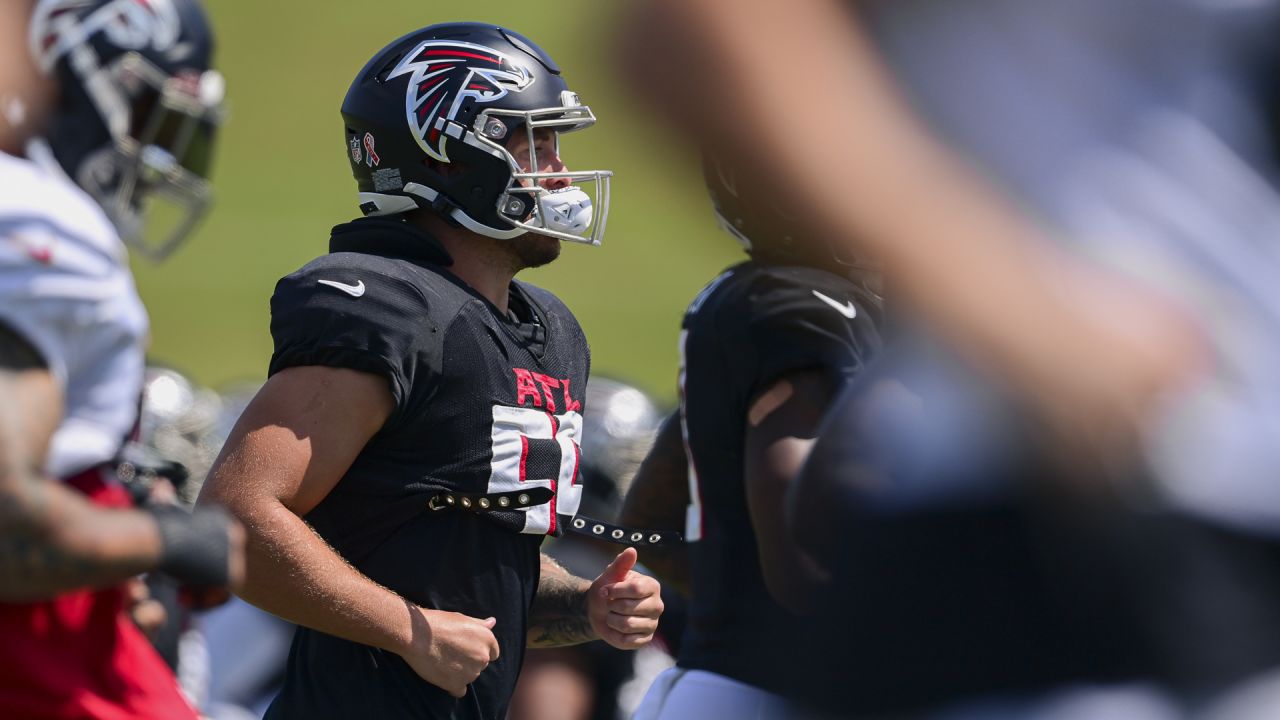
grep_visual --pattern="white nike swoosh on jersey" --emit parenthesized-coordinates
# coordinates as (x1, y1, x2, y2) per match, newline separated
(812, 289, 856, 319)
(318, 279, 365, 297)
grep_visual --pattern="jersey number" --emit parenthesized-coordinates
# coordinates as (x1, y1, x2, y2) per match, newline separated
(486, 405, 584, 535)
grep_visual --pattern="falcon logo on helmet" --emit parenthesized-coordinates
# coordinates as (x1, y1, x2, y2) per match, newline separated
(388, 40, 534, 163)
(33, 0, 182, 70)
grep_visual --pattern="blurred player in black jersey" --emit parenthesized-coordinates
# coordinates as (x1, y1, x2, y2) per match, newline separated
(622, 157, 883, 719)
(198, 22, 662, 720)
(619, 2, 1280, 718)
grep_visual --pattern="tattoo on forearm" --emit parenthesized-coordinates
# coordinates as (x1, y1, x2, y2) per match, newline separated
(0, 355, 155, 601)
(527, 554, 595, 647)
(0, 474, 155, 601)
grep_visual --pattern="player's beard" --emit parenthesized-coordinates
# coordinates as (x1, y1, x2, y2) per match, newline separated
(510, 232, 562, 269)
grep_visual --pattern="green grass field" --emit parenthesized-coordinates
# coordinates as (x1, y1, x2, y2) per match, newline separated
(131, 2, 740, 405)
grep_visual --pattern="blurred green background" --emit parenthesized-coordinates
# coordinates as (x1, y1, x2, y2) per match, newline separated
(132, 1, 739, 404)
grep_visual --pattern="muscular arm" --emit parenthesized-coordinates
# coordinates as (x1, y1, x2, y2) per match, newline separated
(199, 364, 499, 697)
(0, 325, 163, 601)
(617, 412, 690, 594)
(744, 370, 834, 615)
(197, 365, 421, 652)
(527, 553, 595, 648)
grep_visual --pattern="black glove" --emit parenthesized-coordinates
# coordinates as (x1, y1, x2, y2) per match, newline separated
(147, 504, 232, 589)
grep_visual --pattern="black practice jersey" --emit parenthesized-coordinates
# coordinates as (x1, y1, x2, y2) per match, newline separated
(676, 260, 881, 695)
(263, 217, 590, 720)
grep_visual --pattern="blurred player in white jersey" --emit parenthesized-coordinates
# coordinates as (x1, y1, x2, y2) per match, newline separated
(0, 1, 242, 718)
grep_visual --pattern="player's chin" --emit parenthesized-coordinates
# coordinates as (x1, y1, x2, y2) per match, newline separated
(512, 232, 562, 269)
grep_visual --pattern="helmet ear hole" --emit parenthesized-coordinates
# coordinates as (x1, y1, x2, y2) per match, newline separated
(423, 156, 470, 180)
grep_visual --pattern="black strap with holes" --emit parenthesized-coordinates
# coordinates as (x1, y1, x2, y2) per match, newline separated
(565, 514, 685, 547)
(426, 487, 554, 512)
(425, 488, 685, 546)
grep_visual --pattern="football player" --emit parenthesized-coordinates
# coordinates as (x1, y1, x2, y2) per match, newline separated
(623, 157, 883, 719)
(0, 0, 241, 717)
(198, 22, 662, 720)
(623, 1, 1280, 717)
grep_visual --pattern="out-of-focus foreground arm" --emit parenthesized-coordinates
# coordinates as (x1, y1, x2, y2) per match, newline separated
(621, 0, 1206, 472)
(0, 325, 162, 600)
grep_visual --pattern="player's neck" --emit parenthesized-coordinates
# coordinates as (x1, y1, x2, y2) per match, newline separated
(406, 211, 517, 313)
(446, 243, 517, 314)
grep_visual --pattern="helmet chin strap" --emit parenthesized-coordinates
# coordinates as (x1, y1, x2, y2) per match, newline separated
(498, 175, 610, 246)
(450, 206, 525, 240)
(414, 182, 598, 242)
(360, 145, 609, 244)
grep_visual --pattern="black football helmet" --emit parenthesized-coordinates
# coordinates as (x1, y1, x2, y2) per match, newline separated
(112, 365, 222, 506)
(704, 155, 879, 283)
(27, 0, 226, 260)
(341, 22, 611, 245)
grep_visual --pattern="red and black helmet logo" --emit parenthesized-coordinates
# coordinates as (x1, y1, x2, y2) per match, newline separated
(388, 40, 534, 163)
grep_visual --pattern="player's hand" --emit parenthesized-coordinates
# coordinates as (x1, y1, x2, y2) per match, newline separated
(125, 576, 167, 638)
(588, 547, 664, 650)
(402, 609, 501, 698)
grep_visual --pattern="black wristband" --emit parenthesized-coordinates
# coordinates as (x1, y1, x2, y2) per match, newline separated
(148, 504, 232, 588)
